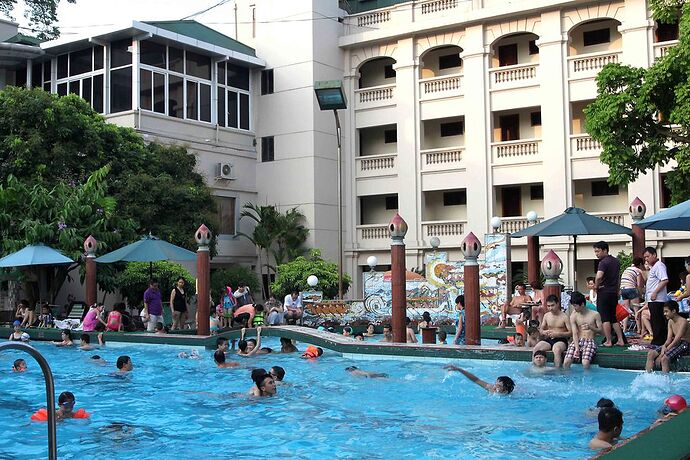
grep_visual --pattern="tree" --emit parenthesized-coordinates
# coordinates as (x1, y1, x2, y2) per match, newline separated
(238, 203, 279, 298)
(271, 249, 351, 300)
(585, 0, 690, 205)
(210, 266, 260, 301)
(0, 0, 74, 40)
(270, 207, 308, 267)
(116, 261, 195, 307)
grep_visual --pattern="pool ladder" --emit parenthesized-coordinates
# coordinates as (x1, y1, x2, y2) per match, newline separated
(0, 342, 58, 459)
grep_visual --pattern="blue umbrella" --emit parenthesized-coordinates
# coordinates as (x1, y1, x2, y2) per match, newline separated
(0, 244, 74, 267)
(95, 235, 196, 277)
(635, 199, 690, 231)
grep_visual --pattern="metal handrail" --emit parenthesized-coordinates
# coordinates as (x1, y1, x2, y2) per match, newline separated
(0, 342, 57, 459)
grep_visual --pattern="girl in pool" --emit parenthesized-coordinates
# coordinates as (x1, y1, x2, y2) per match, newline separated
(54, 329, 74, 347)
(364, 323, 376, 337)
(8, 320, 23, 341)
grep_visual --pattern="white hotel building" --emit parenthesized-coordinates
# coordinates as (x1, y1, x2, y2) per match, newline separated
(0, 0, 687, 301)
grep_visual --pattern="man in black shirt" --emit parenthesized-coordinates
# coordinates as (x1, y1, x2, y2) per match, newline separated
(593, 241, 623, 347)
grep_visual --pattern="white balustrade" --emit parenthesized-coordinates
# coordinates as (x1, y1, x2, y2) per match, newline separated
(570, 134, 602, 158)
(499, 217, 541, 234)
(420, 0, 458, 14)
(420, 147, 464, 172)
(356, 224, 390, 248)
(355, 84, 396, 109)
(653, 40, 679, 60)
(356, 10, 390, 27)
(492, 139, 541, 163)
(568, 51, 621, 79)
(419, 74, 463, 99)
(590, 212, 627, 226)
(422, 220, 466, 237)
(355, 153, 397, 178)
(489, 63, 538, 89)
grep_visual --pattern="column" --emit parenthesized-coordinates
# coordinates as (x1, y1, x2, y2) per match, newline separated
(83, 235, 98, 306)
(462, 232, 482, 345)
(389, 213, 408, 343)
(195, 224, 212, 336)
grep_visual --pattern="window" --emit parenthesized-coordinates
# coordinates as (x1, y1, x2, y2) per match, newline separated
(69, 48, 92, 76)
(440, 121, 464, 137)
(499, 114, 520, 141)
(227, 63, 249, 90)
(443, 190, 467, 206)
(185, 50, 211, 80)
(529, 40, 539, 55)
(660, 174, 672, 208)
(385, 195, 398, 210)
(530, 184, 544, 200)
(261, 136, 275, 162)
(261, 69, 274, 95)
(168, 46, 183, 73)
(384, 63, 396, 78)
(140, 40, 166, 69)
(583, 28, 610, 46)
(530, 111, 542, 126)
(438, 53, 462, 70)
(30, 61, 51, 90)
(218, 61, 251, 130)
(217, 196, 237, 235)
(110, 67, 132, 113)
(384, 129, 397, 144)
(498, 43, 518, 66)
(591, 180, 619, 196)
(54, 47, 105, 112)
(656, 22, 679, 42)
(111, 39, 132, 68)
(168, 75, 184, 118)
(501, 187, 522, 217)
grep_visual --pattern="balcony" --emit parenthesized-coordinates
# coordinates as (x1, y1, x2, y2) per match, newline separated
(354, 84, 396, 111)
(589, 211, 628, 226)
(570, 134, 602, 158)
(416, 0, 462, 15)
(653, 40, 679, 60)
(498, 217, 541, 234)
(356, 224, 390, 249)
(567, 50, 621, 80)
(420, 146, 464, 173)
(419, 74, 463, 101)
(421, 219, 466, 245)
(355, 153, 397, 179)
(489, 63, 538, 91)
(491, 139, 541, 165)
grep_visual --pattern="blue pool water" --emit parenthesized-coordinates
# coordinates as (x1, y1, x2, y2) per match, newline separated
(1, 338, 687, 459)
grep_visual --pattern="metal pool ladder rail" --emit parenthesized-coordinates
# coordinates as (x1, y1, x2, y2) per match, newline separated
(0, 342, 57, 459)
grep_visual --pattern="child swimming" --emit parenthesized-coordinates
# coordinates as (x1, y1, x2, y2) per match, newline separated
(444, 364, 515, 394)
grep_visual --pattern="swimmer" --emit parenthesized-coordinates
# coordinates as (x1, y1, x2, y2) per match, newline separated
(269, 366, 285, 383)
(237, 327, 262, 356)
(586, 398, 615, 417)
(343, 326, 353, 337)
(90, 355, 107, 365)
(80, 334, 93, 350)
(178, 349, 200, 359)
(589, 407, 624, 450)
(216, 337, 229, 353)
(116, 355, 133, 373)
(345, 366, 388, 379)
(214, 350, 241, 368)
(32, 391, 90, 421)
(405, 317, 418, 343)
(280, 337, 298, 353)
(258, 347, 272, 354)
(12, 359, 27, 372)
(154, 322, 166, 334)
(513, 333, 525, 347)
(380, 324, 393, 343)
(54, 329, 74, 347)
(301, 345, 323, 359)
(250, 371, 276, 397)
(653, 395, 687, 427)
(438, 330, 448, 345)
(532, 350, 547, 368)
(444, 364, 515, 394)
(354, 332, 365, 341)
(8, 320, 22, 341)
(364, 323, 376, 337)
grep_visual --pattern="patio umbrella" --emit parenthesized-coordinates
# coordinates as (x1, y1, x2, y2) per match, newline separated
(96, 234, 196, 277)
(0, 244, 74, 267)
(635, 198, 690, 230)
(511, 207, 633, 289)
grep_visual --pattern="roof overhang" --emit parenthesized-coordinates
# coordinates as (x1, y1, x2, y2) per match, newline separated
(41, 21, 264, 68)
(0, 42, 45, 68)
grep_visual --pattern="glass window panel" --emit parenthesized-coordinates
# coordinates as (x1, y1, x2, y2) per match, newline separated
(199, 83, 211, 122)
(15, 67, 26, 87)
(93, 74, 103, 113)
(69, 80, 80, 95)
(169, 47, 183, 73)
(57, 82, 67, 96)
(43, 61, 51, 81)
(217, 87, 225, 127)
(70, 48, 92, 76)
(153, 72, 165, 114)
(168, 74, 183, 118)
(43, 82, 50, 92)
(111, 39, 132, 68)
(140, 40, 166, 69)
(94, 46, 104, 70)
(228, 90, 238, 128)
(31, 63, 41, 87)
(110, 67, 132, 113)
(83, 77, 92, 104)
(227, 64, 249, 90)
(239, 93, 249, 130)
(217, 62, 226, 86)
(57, 54, 68, 79)
(140, 69, 152, 111)
(185, 50, 211, 80)
(186, 80, 198, 120)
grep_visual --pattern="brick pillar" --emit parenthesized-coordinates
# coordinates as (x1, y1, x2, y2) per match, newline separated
(195, 224, 212, 336)
(83, 235, 98, 306)
(462, 232, 482, 345)
(541, 250, 563, 302)
(389, 213, 408, 343)
(527, 235, 540, 286)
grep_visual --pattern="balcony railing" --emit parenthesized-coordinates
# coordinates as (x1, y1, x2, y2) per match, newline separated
(419, 0, 458, 14)
(421, 220, 466, 244)
(491, 139, 541, 164)
(419, 73, 463, 100)
(356, 224, 390, 248)
(498, 217, 542, 234)
(590, 211, 628, 226)
(355, 84, 396, 110)
(420, 146, 464, 172)
(568, 50, 621, 79)
(356, 10, 390, 27)
(355, 153, 397, 178)
(489, 63, 538, 90)
(653, 40, 679, 60)
(570, 133, 602, 158)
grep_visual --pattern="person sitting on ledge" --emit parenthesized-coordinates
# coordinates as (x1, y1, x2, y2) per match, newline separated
(444, 365, 515, 395)
(406, 317, 418, 343)
(645, 300, 690, 373)
(499, 283, 532, 329)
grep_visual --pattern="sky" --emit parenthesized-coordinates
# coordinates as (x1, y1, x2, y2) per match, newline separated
(10, 0, 238, 39)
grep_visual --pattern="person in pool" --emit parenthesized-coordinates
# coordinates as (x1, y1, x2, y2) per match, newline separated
(380, 324, 393, 343)
(12, 359, 27, 372)
(214, 350, 240, 368)
(364, 323, 376, 337)
(532, 350, 547, 368)
(54, 329, 74, 347)
(269, 366, 285, 383)
(31, 391, 90, 422)
(237, 327, 262, 356)
(405, 317, 418, 343)
(443, 365, 515, 394)
(248, 370, 277, 397)
(589, 407, 624, 450)
(8, 320, 23, 341)
(301, 345, 323, 359)
(345, 366, 388, 379)
(586, 398, 615, 417)
(79, 334, 94, 350)
(116, 355, 133, 373)
(354, 332, 365, 341)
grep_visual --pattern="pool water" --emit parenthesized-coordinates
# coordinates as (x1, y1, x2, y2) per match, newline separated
(1, 338, 687, 459)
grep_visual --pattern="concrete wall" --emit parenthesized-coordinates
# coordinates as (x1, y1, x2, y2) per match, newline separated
(422, 117, 465, 149)
(423, 190, 468, 220)
(359, 124, 397, 155)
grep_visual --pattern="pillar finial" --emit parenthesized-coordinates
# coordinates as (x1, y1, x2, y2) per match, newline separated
(629, 197, 647, 222)
(83, 235, 98, 257)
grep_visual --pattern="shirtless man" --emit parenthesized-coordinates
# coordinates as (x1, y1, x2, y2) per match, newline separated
(534, 294, 572, 368)
(589, 407, 624, 450)
(499, 283, 532, 328)
(645, 300, 690, 373)
(345, 366, 388, 379)
(564, 291, 602, 370)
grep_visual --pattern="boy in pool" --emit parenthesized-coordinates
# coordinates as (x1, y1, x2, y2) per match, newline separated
(586, 398, 615, 417)
(214, 350, 241, 368)
(237, 327, 263, 356)
(301, 345, 323, 359)
(345, 366, 388, 379)
(116, 355, 133, 373)
(12, 359, 27, 372)
(443, 365, 515, 394)
(589, 407, 624, 450)
(645, 300, 690, 373)
(248, 369, 277, 397)
(216, 337, 229, 353)
(32, 391, 90, 421)
(354, 332, 365, 341)
(405, 317, 418, 343)
(269, 366, 285, 382)
(438, 331, 448, 345)
(380, 324, 393, 343)
(532, 350, 547, 368)
(79, 334, 93, 350)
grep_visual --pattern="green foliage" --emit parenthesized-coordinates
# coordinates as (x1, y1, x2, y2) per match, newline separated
(0, 0, 75, 40)
(116, 261, 195, 306)
(585, 3, 690, 205)
(616, 251, 633, 270)
(271, 249, 350, 300)
(210, 266, 260, 300)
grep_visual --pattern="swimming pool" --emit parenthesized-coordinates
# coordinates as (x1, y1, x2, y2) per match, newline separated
(1, 338, 686, 459)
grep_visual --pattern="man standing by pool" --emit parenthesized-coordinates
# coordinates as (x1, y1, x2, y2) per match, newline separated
(593, 241, 623, 347)
(142, 279, 163, 333)
(644, 247, 669, 346)
(564, 291, 602, 370)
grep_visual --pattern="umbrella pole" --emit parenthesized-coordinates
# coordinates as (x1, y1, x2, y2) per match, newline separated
(573, 235, 578, 292)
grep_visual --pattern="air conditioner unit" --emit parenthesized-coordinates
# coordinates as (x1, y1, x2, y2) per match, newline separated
(217, 162, 236, 180)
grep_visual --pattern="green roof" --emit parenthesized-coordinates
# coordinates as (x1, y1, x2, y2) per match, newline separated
(343, 0, 409, 14)
(4, 33, 43, 46)
(144, 20, 255, 57)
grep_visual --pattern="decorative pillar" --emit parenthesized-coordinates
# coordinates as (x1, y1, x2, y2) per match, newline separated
(541, 250, 563, 302)
(195, 224, 212, 336)
(629, 197, 647, 259)
(83, 235, 98, 306)
(527, 236, 540, 286)
(389, 213, 408, 343)
(462, 232, 482, 345)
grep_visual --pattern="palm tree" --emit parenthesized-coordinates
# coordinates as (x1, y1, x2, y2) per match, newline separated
(238, 203, 279, 298)
(270, 207, 308, 267)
